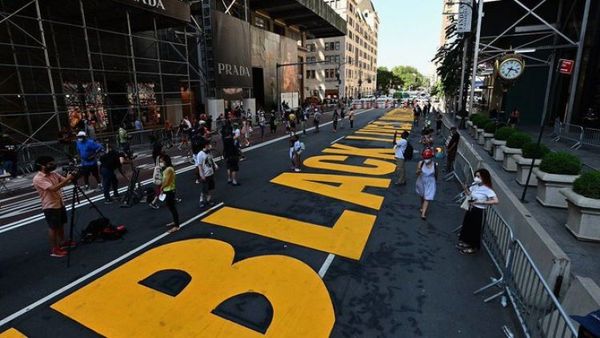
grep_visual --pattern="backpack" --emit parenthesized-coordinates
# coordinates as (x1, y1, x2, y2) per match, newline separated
(80, 217, 127, 242)
(403, 142, 414, 161)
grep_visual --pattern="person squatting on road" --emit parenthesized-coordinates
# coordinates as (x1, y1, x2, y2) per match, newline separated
(196, 141, 218, 208)
(75, 131, 103, 191)
(289, 135, 305, 172)
(393, 131, 409, 185)
(32, 156, 77, 258)
(457, 168, 499, 255)
(159, 154, 180, 233)
(415, 148, 438, 220)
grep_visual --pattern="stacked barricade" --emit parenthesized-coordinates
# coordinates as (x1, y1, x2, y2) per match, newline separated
(582, 127, 600, 148)
(553, 123, 583, 149)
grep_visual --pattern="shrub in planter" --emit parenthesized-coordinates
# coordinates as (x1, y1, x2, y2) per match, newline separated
(573, 171, 600, 199)
(494, 127, 516, 141)
(484, 122, 499, 133)
(469, 113, 480, 123)
(522, 142, 550, 159)
(506, 132, 532, 149)
(539, 152, 581, 175)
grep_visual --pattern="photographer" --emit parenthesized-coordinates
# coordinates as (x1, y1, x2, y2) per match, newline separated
(32, 156, 76, 258)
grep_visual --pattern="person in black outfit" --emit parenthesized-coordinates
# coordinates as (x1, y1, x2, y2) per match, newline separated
(221, 120, 240, 186)
(445, 127, 460, 172)
(269, 111, 277, 134)
(99, 143, 121, 204)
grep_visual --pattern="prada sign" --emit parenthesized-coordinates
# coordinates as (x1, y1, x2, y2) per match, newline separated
(212, 10, 253, 88)
(112, 0, 190, 22)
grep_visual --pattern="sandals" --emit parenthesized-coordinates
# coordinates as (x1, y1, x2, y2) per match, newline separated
(459, 247, 478, 255)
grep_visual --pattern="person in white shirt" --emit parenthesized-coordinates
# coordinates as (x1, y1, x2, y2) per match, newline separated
(457, 168, 499, 254)
(393, 131, 409, 185)
(289, 135, 304, 172)
(196, 142, 218, 208)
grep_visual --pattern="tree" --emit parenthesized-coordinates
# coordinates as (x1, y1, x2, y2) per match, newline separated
(377, 67, 403, 93)
(391, 66, 426, 90)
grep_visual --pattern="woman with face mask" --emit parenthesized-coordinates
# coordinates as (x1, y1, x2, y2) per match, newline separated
(457, 168, 499, 254)
(416, 148, 437, 220)
(159, 154, 180, 233)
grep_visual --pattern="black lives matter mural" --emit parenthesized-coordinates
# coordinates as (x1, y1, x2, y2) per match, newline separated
(212, 10, 253, 88)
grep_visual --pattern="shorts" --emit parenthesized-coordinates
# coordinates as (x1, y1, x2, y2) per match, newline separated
(201, 175, 215, 194)
(43, 206, 68, 229)
(226, 157, 239, 171)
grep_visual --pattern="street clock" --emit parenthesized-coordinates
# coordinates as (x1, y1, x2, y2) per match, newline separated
(496, 54, 525, 81)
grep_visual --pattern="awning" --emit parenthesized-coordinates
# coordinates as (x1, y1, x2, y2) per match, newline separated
(249, 0, 346, 38)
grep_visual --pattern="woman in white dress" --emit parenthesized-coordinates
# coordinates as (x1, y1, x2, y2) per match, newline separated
(416, 148, 437, 220)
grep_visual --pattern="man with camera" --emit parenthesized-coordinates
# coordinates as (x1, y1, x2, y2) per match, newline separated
(32, 156, 77, 258)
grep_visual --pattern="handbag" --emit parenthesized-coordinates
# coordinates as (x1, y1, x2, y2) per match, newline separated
(460, 196, 471, 211)
(152, 157, 162, 186)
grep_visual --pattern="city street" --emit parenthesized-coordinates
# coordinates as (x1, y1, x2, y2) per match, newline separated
(0, 108, 518, 337)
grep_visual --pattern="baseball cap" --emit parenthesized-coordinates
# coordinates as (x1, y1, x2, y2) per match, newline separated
(572, 310, 600, 337)
(77, 131, 87, 137)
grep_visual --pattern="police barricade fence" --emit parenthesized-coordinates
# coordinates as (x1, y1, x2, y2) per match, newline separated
(553, 123, 583, 149)
(581, 127, 600, 148)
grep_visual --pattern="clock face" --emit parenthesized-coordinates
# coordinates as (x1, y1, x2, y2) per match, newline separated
(498, 58, 524, 80)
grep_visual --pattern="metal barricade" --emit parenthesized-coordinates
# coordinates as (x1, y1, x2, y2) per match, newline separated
(554, 123, 583, 149)
(582, 127, 600, 148)
(505, 240, 578, 338)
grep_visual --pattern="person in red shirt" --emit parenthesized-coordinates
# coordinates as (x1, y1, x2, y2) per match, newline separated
(32, 156, 76, 257)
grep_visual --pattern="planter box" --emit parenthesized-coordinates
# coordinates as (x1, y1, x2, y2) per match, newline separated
(492, 139, 506, 161)
(477, 129, 485, 145)
(560, 188, 600, 242)
(483, 133, 494, 152)
(514, 154, 542, 186)
(534, 168, 579, 208)
(501, 146, 522, 172)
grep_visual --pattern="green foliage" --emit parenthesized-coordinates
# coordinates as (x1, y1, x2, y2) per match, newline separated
(506, 132, 532, 148)
(539, 152, 581, 175)
(432, 17, 469, 97)
(391, 65, 426, 90)
(494, 127, 516, 141)
(484, 121, 499, 133)
(521, 142, 550, 159)
(377, 67, 403, 93)
(573, 171, 600, 199)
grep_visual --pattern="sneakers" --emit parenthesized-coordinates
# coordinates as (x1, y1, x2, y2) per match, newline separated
(294, 168, 301, 172)
(199, 202, 207, 209)
(50, 247, 68, 258)
(149, 202, 160, 210)
(207, 201, 216, 207)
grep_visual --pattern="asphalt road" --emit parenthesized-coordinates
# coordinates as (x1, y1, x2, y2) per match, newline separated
(0, 108, 520, 337)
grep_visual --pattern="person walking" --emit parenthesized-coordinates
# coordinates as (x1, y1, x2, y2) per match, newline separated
(313, 108, 321, 133)
(222, 121, 241, 186)
(415, 148, 437, 220)
(457, 169, 499, 254)
(196, 141, 218, 208)
(332, 109, 339, 132)
(445, 127, 460, 172)
(289, 134, 305, 172)
(300, 107, 309, 135)
(508, 108, 520, 127)
(269, 110, 277, 134)
(75, 131, 103, 191)
(393, 131, 409, 185)
(436, 112, 443, 136)
(32, 156, 77, 258)
(259, 111, 266, 138)
(99, 143, 121, 204)
(159, 154, 180, 233)
(348, 109, 355, 128)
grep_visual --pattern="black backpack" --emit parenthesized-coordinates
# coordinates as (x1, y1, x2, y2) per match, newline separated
(81, 217, 127, 242)
(404, 142, 414, 161)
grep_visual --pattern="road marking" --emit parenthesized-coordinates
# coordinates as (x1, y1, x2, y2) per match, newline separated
(0, 109, 376, 234)
(0, 202, 224, 328)
(318, 253, 336, 278)
(331, 136, 345, 145)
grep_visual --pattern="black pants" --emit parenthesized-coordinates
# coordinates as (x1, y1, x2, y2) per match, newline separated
(80, 164, 100, 186)
(100, 167, 118, 200)
(164, 190, 179, 226)
(350, 120, 354, 128)
(459, 207, 484, 249)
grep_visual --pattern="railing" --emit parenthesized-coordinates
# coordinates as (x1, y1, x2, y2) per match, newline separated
(582, 127, 600, 148)
(553, 122, 583, 149)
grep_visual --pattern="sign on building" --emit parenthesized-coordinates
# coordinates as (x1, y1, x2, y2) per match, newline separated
(112, 0, 191, 22)
(559, 59, 575, 75)
(456, 0, 472, 33)
(212, 10, 253, 89)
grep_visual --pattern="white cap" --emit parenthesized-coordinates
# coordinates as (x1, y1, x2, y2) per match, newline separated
(199, 120, 206, 124)
(77, 131, 87, 137)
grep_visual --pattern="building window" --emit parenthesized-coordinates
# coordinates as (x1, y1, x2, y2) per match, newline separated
(307, 43, 316, 52)
(306, 70, 317, 79)
(335, 41, 340, 50)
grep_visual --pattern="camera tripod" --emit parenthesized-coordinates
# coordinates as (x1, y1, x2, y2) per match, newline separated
(66, 181, 108, 267)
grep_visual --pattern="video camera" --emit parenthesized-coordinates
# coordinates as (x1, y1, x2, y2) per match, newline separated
(61, 161, 81, 179)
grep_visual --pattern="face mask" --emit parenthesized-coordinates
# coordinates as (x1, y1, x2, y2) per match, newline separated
(474, 177, 482, 184)
(159, 162, 166, 168)
(424, 159, 432, 164)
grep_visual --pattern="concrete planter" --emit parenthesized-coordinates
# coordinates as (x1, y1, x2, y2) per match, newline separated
(492, 139, 506, 161)
(501, 146, 522, 172)
(534, 168, 580, 208)
(514, 155, 542, 186)
(466, 121, 474, 136)
(483, 133, 494, 152)
(477, 129, 485, 145)
(560, 188, 600, 242)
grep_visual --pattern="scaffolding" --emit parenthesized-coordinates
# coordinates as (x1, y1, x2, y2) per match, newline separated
(0, 0, 204, 148)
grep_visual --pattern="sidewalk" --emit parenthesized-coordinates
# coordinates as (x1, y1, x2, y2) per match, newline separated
(464, 124, 600, 285)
